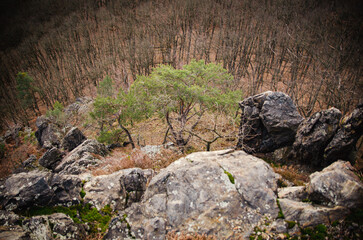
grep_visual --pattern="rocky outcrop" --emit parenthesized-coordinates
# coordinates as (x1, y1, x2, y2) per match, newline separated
(237, 91, 303, 153)
(62, 127, 86, 151)
(289, 108, 342, 167)
(35, 116, 63, 149)
(39, 147, 64, 170)
(84, 168, 154, 211)
(104, 150, 280, 239)
(0, 170, 82, 211)
(64, 97, 93, 116)
(54, 139, 108, 175)
(307, 161, 363, 209)
(324, 103, 363, 165)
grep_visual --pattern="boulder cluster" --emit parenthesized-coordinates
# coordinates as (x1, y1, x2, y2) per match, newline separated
(0, 92, 362, 239)
(237, 91, 363, 167)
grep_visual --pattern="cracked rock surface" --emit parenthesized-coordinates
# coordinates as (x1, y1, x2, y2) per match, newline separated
(104, 150, 280, 239)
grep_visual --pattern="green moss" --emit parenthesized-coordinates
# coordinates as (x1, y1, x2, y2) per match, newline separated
(301, 224, 327, 240)
(21, 202, 113, 234)
(224, 170, 235, 184)
(286, 220, 296, 229)
(80, 188, 86, 199)
(276, 199, 284, 219)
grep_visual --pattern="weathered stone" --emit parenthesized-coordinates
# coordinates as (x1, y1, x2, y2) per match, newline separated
(278, 186, 307, 201)
(104, 150, 280, 239)
(21, 213, 86, 240)
(48, 213, 86, 240)
(0, 225, 29, 240)
(0, 170, 53, 211)
(64, 97, 93, 116)
(62, 127, 86, 151)
(35, 116, 63, 149)
(54, 139, 108, 175)
(0, 170, 82, 211)
(22, 154, 37, 168)
(0, 210, 22, 226)
(279, 198, 350, 228)
(49, 174, 82, 206)
(84, 168, 153, 211)
(22, 215, 52, 240)
(324, 103, 363, 165)
(290, 107, 342, 167)
(38, 147, 64, 170)
(237, 91, 303, 153)
(120, 168, 148, 209)
(307, 161, 363, 209)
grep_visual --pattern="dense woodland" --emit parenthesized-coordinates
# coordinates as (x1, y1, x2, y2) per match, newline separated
(0, 0, 362, 130)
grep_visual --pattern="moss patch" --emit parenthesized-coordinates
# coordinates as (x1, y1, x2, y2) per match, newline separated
(22, 203, 113, 234)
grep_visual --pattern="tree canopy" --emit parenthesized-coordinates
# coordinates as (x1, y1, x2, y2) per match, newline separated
(132, 60, 242, 148)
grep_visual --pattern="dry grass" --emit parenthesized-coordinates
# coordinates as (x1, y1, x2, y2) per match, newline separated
(90, 145, 183, 176)
(273, 165, 310, 186)
(0, 142, 45, 179)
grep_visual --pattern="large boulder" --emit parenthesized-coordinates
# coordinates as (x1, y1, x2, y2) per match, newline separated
(324, 103, 363, 165)
(307, 160, 363, 209)
(62, 127, 86, 151)
(35, 116, 63, 149)
(0, 170, 82, 211)
(104, 150, 280, 239)
(38, 147, 64, 170)
(0, 170, 53, 211)
(237, 91, 303, 153)
(84, 168, 154, 211)
(54, 139, 108, 175)
(289, 108, 342, 167)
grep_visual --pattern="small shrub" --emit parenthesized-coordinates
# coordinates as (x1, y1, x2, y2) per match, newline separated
(97, 129, 125, 145)
(46, 101, 65, 126)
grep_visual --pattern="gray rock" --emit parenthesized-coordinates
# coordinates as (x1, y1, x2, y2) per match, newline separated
(279, 198, 350, 228)
(290, 108, 342, 167)
(307, 160, 363, 209)
(324, 104, 363, 165)
(0, 210, 22, 226)
(49, 174, 82, 206)
(237, 91, 303, 153)
(104, 150, 280, 239)
(22, 155, 37, 168)
(0, 170, 53, 211)
(0, 225, 29, 240)
(0, 170, 82, 211)
(38, 147, 64, 170)
(64, 97, 93, 116)
(278, 186, 307, 201)
(62, 127, 86, 151)
(84, 168, 153, 211)
(22, 215, 52, 240)
(22, 213, 86, 240)
(48, 213, 86, 239)
(54, 139, 108, 175)
(120, 168, 148, 209)
(35, 116, 63, 149)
